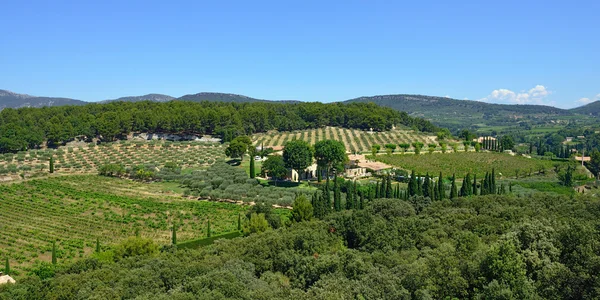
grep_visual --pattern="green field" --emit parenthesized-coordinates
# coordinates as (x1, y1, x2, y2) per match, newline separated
(373, 152, 568, 178)
(0, 175, 248, 275)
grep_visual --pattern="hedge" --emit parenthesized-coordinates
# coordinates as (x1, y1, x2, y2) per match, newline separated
(177, 231, 242, 249)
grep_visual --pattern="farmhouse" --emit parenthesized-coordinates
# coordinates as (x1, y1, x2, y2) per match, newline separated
(347, 154, 391, 174)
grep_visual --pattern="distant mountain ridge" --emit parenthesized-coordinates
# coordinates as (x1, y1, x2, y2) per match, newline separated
(0, 89, 87, 109)
(2, 89, 600, 128)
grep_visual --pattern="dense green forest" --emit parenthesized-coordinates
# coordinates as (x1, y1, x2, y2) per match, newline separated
(1, 193, 599, 299)
(0, 101, 438, 153)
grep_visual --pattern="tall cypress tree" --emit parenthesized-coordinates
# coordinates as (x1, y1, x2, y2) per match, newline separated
(49, 157, 54, 174)
(472, 174, 478, 195)
(450, 174, 458, 199)
(385, 175, 393, 198)
(491, 168, 496, 194)
(359, 193, 365, 209)
(380, 178, 386, 198)
(96, 237, 100, 253)
(324, 177, 331, 211)
(417, 174, 423, 196)
(408, 170, 417, 197)
(346, 182, 354, 209)
(334, 178, 341, 211)
(207, 220, 211, 237)
(438, 172, 444, 200)
(4, 258, 9, 275)
(238, 213, 242, 231)
(172, 224, 177, 245)
(375, 181, 380, 198)
(249, 156, 256, 178)
(423, 173, 431, 198)
(353, 181, 359, 208)
(52, 241, 57, 265)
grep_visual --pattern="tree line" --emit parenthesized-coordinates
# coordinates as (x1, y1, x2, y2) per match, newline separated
(0, 100, 439, 153)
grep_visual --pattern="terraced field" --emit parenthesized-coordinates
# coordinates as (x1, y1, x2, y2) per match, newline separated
(0, 175, 246, 275)
(0, 141, 225, 179)
(252, 127, 443, 153)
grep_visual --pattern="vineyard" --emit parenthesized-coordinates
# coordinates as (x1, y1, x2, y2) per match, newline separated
(373, 152, 567, 178)
(252, 127, 444, 153)
(0, 175, 246, 274)
(0, 141, 225, 179)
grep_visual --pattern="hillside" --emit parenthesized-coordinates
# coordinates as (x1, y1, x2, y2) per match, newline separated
(570, 100, 600, 116)
(0, 89, 86, 109)
(344, 94, 573, 130)
(177, 92, 300, 103)
(103, 93, 175, 103)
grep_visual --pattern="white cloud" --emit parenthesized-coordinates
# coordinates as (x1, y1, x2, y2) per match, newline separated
(577, 93, 600, 105)
(479, 85, 552, 105)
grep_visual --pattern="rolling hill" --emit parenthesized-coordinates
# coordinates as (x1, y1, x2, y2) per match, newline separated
(0, 89, 87, 109)
(103, 93, 175, 103)
(570, 101, 600, 116)
(176, 92, 300, 103)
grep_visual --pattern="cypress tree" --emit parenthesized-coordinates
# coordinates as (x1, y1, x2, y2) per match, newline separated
(450, 174, 458, 199)
(324, 177, 331, 211)
(437, 172, 444, 200)
(5, 258, 9, 275)
(346, 182, 354, 209)
(417, 174, 423, 196)
(334, 178, 341, 211)
(395, 184, 400, 199)
(95, 237, 100, 253)
(472, 174, 478, 195)
(385, 175, 393, 198)
(375, 181, 380, 198)
(359, 193, 365, 209)
(380, 178, 386, 198)
(172, 224, 177, 245)
(49, 157, 54, 174)
(207, 220, 211, 237)
(433, 181, 438, 200)
(482, 172, 489, 195)
(491, 168, 496, 194)
(368, 185, 374, 202)
(408, 170, 417, 197)
(509, 182, 513, 193)
(354, 181, 359, 208)
(249, 155, 255, 178)
(317, 166, 322, 182)
(423, 173, 431, 198)
(52, 241, 57, 265)
(237, 213, 242, 231)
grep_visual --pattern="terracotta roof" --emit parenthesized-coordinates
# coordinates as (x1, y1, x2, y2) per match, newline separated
(357, 161, 392, 171)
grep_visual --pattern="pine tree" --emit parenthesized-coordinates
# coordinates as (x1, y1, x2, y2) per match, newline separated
(437, 172, 444, 200)
(385, 175, 393, 198)
(472, 174, 478, 195)
(52, 241, 57, 265)
(4, 257, 9, 275)
(249, 155, 255, 178)
(450, 174, 458, 199)
(49, 157, 54, 174)
(207, 220, 211, 237)
(334, 178, 341, 211)
(96, 237, 100, 253)
(172, 224, 177, 245)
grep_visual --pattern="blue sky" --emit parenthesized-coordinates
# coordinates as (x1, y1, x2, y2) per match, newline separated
(1, 0, 598, 108)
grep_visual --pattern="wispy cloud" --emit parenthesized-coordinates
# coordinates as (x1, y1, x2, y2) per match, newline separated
(479, 85, 552, 105)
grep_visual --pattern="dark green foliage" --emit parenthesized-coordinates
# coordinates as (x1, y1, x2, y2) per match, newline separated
(98, 163, 126, 177)
(437, 172, 444, 200)
(4, 257, 8, 275)
(172, 224, 177, 245)
(408, 170, 417, 197)
(334, 176, 341, 211)
(450, 173, 458, 199)
(51, 241, 57, 265)
(345, 181, 354, 210)
(249, 155, 255, 178)
(385, 175, 392, 198)
(238, 213, 242, 231)
(261, 155, 287, 182)
(207, 220, 211, 237)
(291, 195, 313, 222)
(49, 156, 54, 173)
(314, 140, 347, 177)
(95, 237, 100, 253)
(283, 139, 313, 177)
(177, 231, 242, 249)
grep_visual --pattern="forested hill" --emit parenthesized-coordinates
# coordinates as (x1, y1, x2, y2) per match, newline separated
(570, 100, 600, 116)
(344, 94, 573, 129)
(177, 92, 300, 103)
(0, 101, 439, 153)
(0, 90, 87, 109)
(102, 94, 175, 103)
